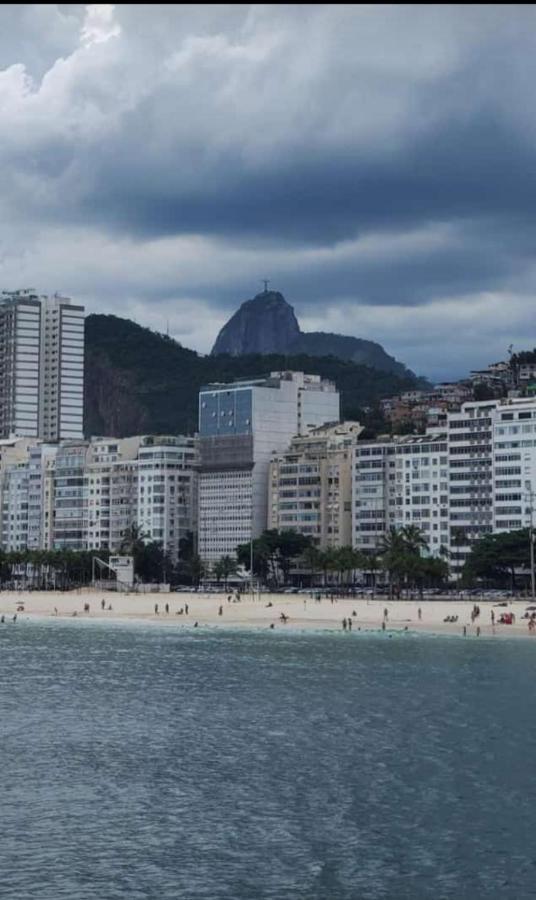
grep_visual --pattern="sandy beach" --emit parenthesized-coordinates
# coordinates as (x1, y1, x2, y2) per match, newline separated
(1, 588, 536, 638)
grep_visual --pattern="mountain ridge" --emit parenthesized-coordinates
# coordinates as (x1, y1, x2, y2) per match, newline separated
(211, 290, 420, 380)
(84, 313, 428, 438)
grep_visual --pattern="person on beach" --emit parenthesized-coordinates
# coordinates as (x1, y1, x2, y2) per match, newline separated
(270, 623, 275, 629)
(463, 625, 467, 636)
(227, 595, 232, 604)
(342, 618, 347, 631)
(165, 603, 169, 615)
(194, 621, 198, 627)
(54, 607, 58, 616)
(185, 603, 189, 615)
(108, 604, 113, 611)
(383, 608, 388, 621)
(418, 607, 422, 621)
(12, 614, 17, 623)
(0, 615, 4, 623)
(491, 610, 495, 625)
(154, 603, 159, 615)
(218, 605, 223, 616)
(348, 618, 352, 631)
(476, 626, 481, 637)
(101, 598, 106, 610)
(381, 620, 386, 631)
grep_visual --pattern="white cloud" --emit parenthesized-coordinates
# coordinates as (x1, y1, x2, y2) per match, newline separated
(80, 4, 121, 48)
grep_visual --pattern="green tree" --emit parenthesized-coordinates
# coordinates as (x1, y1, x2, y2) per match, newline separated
(463, 529, 530, 590)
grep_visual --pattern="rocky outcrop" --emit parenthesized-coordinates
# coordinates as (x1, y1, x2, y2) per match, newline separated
(211, 291, 300, 356)
(211, 290, 416, 379)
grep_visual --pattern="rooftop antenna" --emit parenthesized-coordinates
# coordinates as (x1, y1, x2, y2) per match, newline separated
(262, 279, 270, 293)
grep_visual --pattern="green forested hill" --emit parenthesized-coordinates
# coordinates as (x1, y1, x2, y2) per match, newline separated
(84, 314, 428, 437)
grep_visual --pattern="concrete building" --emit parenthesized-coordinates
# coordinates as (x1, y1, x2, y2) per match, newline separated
(491, 397, 536, 535)
(135, 436, 198, 561)
(0, 291, 42, 438)
(352, 433, 449, 557)
(198, 371, 340, 562)
(0, 434, 198, 560)
(0, 290, 85, 441)
(446, 400, 498, 578)
(39, 294, 85, 441)
(352, 438, 395, 554)
(269, 422, 362, 547)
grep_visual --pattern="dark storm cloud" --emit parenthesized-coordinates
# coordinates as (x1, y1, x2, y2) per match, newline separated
(1, 4, 536, 379)
(76, 110, 536, 249)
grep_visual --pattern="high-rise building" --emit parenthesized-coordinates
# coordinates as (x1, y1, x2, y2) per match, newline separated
(446, 400, 497, 578)
(198, 371, 340, 561)
(0, 434, 199, 560)
(0, 291, 41, 438)
(135, 436, 198, 561)
(352, 433, 449, 557)
(0, 290, 85, 441)
(40, 294, 85, 441)
(269, 421, 362, 547)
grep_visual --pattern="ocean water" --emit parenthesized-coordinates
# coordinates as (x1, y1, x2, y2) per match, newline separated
(1, 622, 535, 899)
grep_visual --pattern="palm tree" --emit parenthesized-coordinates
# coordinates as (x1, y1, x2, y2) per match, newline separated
(379, 527, 407, 599)
(120, 524, 149, 556)
(212, 559, 225, 586)
(362, 550, 380, 597)
(401, 525, 429, 556)
(318, 547, 339, 587)
(219, 555, 238, 589)
(186, 554, 207, 590)
(301, 544, 321, 586)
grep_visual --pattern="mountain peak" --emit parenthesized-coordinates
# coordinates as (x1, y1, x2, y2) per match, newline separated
(211, 288, 422, 380)
(211, 289, 300, 356)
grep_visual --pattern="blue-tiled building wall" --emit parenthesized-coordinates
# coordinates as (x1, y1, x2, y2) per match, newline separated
(199, 388, 253, 436)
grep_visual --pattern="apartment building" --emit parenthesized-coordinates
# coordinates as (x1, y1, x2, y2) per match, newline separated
(446, 400, 498, 578)
(27, 443, 58, 549)
(352, 439, 395, 554)
(269, 422, 362, 547)
(491, 397, 536, 534)
(0, 290, 85, 441)
(352, 433, 449, 556)
(40, 294, 85, 441)
(198, 371, 340, 562)
(0, 434, 198, 560)
(136, 436, 198, 561)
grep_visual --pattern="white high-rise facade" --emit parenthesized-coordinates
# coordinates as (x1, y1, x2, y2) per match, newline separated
(0, 290, 85, 441)
(40, 294, 85, 441)
(0, 434, 198, 560)
(198, 371, 340, 562)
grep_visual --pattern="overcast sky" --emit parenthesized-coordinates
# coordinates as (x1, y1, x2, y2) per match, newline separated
(1, 4, 535, 381)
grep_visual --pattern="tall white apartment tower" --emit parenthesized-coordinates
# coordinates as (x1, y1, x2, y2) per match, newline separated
(198, 371, 340, 562)
(40, 294, 85, 440)
(0, 290, 85, 441)
(0, 291, 42, 437)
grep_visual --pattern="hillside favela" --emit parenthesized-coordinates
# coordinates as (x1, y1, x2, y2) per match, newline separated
(3, 6, 536, 900)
